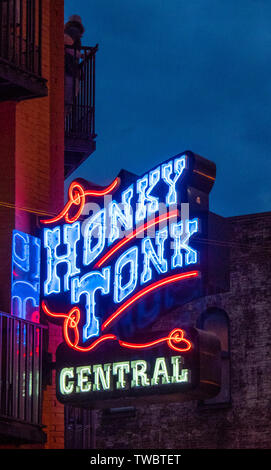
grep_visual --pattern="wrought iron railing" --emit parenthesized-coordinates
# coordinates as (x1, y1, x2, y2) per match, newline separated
(0, 311, 46, 428)
(65, 44, 98, 140)
(0, 0, 43, 77)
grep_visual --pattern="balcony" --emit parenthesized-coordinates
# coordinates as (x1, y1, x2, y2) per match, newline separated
(0, 0, 47, 102)
(64, 44, 98, 178)
(0, 311, 47, 444)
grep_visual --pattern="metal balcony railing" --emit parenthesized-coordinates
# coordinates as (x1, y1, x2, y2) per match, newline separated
(0, 0, 43, 77)
(64, 44, 98, 177)
(65, 44, 98, 140)
(0, 311, 46, 441)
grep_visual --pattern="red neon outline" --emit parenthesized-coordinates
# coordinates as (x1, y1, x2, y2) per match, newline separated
(42, 301, 192, 353)
(42, 301, 117, 352)
(119, 338, 166, 349)
(94, 209, 178, 268)
(101, 271, 199, 331)
(66, 332, 118, 353)
(42, 270, 198, 352)
(40, 177, 120, 225)
(119, 329, 192, 352)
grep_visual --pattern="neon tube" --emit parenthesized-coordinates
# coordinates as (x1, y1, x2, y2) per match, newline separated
(40, 177, 120, 225)
(193, 169, 215, 181)
(42, 300, 192, 353)
(42, 271, 198, 352)
(119, 329, 192, 352)
(102, 271, 199, 331)
(94, 209, 178, 268)
(42, 301, 117, 352)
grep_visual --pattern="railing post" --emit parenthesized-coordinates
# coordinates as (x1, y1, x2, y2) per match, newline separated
(0, 2, 2, 59)
(64, 44, 98, 139)
(0, 311, 46, 427)
(19, 0, 23, 68)
(38, 0, 42, 76)
(0, 0, 42, 77)
(93, 49, 96, 138)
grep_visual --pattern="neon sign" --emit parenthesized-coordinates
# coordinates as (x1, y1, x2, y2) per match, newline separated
(55, 327, 221, 408)
(11, 230, 41, 323)
(40, 151, 215, 354)
(59, 355, 190, 396)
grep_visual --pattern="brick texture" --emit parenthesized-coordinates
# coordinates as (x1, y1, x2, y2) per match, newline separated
(0, 0, 65, 449)
(94, 211, 271, 449)
(0, 102, 16, 312)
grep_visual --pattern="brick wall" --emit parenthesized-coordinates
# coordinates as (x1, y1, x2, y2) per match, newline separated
(39, 0, 65, 450)
(0, 0, 65, 449)
(42, 326, 65, 449)
(94, 211, 271, 449)
(15, 0, 64, 234)
(0, 102, 16, 313)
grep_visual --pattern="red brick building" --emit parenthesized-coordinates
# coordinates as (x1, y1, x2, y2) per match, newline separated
(0, 0, 97, 448)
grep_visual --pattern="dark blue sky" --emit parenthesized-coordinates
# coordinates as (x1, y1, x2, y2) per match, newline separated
(65, 0, 271, 217)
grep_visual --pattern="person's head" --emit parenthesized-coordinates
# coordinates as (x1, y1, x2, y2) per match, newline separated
(64, 15, 85, 38)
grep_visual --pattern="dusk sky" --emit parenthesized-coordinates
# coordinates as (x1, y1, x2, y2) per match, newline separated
(65, 0, 271, 217)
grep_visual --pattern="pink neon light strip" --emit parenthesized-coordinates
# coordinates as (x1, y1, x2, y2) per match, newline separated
(40, 177, 120, 225)
(118, 328, 192, 352)
(42, 300, 192, 353)
(102, 271, 199, 331)
(42, 268, 198, 353)
(94, 209, 178, 268)
(42, 301, 117, 352)
(66, 333, 118, 353)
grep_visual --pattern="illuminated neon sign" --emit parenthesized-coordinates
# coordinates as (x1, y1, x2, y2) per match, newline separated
(40, 151, 215, 354)
(59, 355, 190, 395)
(55, 327, 221, 407)
(11, 230, 41, 323)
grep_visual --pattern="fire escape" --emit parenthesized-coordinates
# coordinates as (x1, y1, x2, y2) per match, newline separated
(0, 0, 47, 101)
(64, 44, 98, 178)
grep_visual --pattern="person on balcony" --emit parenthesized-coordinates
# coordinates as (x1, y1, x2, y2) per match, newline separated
(64, 15, 85, 117)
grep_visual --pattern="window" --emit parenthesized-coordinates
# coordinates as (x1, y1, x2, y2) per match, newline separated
(197, 307, 231, 406)
(64, 406, 95, 449)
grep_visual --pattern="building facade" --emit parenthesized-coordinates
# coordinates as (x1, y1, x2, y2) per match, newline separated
(0, 0, 97, 448)
(91, 211, 271, 449)
(59, 210, 271, 450)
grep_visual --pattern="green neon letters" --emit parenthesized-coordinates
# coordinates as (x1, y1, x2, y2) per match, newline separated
(59, 355, 190, 396)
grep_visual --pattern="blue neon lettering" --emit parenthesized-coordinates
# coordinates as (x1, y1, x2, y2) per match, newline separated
(11, 230, 41, 322)
(83, 209, 106, 265)
(13, 231, 30, 272)
(114, 246, 138, 303)
(71, 267, 110, 341)
(44, 222, 80, 295)
(40, 154, 204, 345)
(171, 218, 199, 268)
(135, 175, 148, 223)
(141, 227, 168, 284)
(161, 156, 186, 206)
(135, 167, 160, 223)
(109, 185, 133, 244)
(12, 281, 40, 318)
